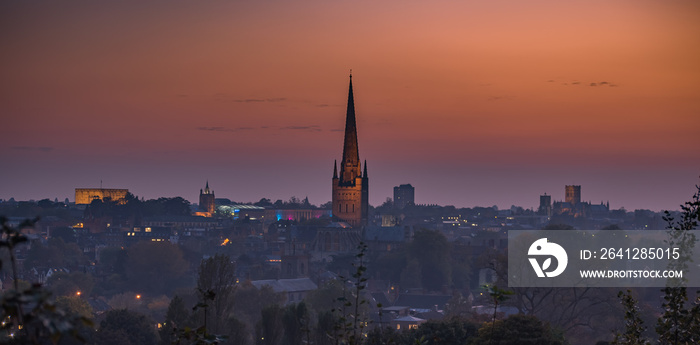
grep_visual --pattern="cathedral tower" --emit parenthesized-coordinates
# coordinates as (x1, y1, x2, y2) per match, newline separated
(332, 74, 369, 227)
(199, 181, 215, 214)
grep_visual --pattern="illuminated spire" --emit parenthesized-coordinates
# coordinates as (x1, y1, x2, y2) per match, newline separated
(340, 73, 360, 182)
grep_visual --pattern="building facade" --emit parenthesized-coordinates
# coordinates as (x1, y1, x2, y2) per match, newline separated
(565, 185, 581, 205)
(332, 74, 369, 227)
(199, 181, 215, 214)
(393, 184, 415, 209)
(75, 188, 128, 205)
(538, 193, 552, 216)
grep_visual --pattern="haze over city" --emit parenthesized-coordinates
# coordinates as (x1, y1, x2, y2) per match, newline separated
(2, 0, 699, 211)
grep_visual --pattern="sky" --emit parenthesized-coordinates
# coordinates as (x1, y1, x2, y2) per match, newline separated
(1, 0, 699, 211)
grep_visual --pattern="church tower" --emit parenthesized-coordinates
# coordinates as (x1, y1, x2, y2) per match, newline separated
(199, 181, 215, 214)
(332, 74, 369, 227)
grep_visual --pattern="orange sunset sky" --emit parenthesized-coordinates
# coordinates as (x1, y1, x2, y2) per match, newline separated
(1, 0, 699, 211)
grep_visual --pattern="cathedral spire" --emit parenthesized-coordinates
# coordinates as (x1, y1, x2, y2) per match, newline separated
(340, 73, 360, 182)
(332, 73, 369, 228)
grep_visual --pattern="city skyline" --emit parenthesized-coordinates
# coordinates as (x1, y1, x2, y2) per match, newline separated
(2, 1, 699, 211)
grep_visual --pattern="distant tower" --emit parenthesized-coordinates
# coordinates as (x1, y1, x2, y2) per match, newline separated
(199, 181, 215, 214)
(393, 184, 415, 209)
(332, 74, 369, 227)
(565, 185, 581, 205)
(538, 193, 552, 216)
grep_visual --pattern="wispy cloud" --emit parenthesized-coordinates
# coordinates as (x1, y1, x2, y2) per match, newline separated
(196, 126, 269, 132)
(280, 125, 321, 132)
(212, 93, 287, 103)
(11, 146, 53, 152)
(557, 79, 619, 87)
(197, 126, 231, 132)
(233, 97, 287, 103)
(487, 95, 514, 101)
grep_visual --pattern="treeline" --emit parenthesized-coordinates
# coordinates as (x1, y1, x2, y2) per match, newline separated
(84, 194, 191, 220)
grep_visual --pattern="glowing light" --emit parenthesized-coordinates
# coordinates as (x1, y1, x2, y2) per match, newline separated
(76, 291, 81, 296)
(221, 238, 230, 246)
(136, 294, 141, 299)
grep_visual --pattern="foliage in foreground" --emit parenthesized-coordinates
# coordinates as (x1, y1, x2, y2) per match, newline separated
(0, 216, 92, 344)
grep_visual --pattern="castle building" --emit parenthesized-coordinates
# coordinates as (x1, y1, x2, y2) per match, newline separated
(538, 193, 552, 216)
(199, 181, 215, 214)
(75, 188, 128, 205)
(332, 74, 369, 228)
(394, 184, 415, 209)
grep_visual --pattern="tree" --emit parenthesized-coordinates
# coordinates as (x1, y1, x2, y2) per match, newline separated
(1, 217, 92, 344)
(232, 283, 285, 332)
(95, 309, 157, 345)
(47, 271, 94, 297)
(656, 184, 700, 345)
(256, 304, 284, 345)
(254, 198, 273, 207)
(407, 317, 480, 345)
(484, 284, 514, 345)
(55, 296, 93, 319)
(125, 241, 189, 295)
(368, 247, 407, 285)
(612, 290, 650, 345)
(51, 227, 78, 243)
(55, 296, 95, 345)
(304, 279, 345, 315)
(99, 246, 128, 276)
(313, 311, 337, 345)
(473, 314, 563, 345)
(408, 229, 451, 291)
(160, 295, 191, 345)
(613, 184, 700, 345)
(172, 290, 228, 345)
(282, 302, 310, 345)
(330, 242, 371, 345)
(24, 237, 88, 269)
(399, 259, 422, 289)
(223, 317, 248, 345)
(196, 254, 237, 334)
(450, 243, 472, 289)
